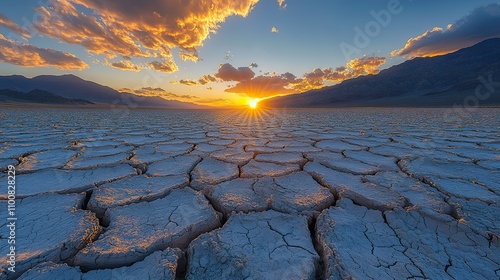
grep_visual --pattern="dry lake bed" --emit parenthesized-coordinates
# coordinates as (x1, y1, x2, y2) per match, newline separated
(0, 108, 499, 279)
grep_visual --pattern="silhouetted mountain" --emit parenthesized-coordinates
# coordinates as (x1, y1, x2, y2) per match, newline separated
(0, 89, 94, 105)
(262, 38, 500, 107)
(0, 74, 207, 109)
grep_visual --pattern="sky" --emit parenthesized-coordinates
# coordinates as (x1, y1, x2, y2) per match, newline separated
(1, 0, 500, 107)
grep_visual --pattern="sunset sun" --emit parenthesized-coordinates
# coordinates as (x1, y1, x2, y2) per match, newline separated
(249, 100, 258, 109)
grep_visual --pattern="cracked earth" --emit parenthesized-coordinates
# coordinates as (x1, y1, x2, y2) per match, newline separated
(0, 108, 499, 279)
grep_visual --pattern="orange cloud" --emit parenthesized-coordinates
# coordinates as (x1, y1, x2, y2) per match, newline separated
(174, 80, 201, 86)
(172, 57, 386, 99)
(179, 48, 201, 62)
(294, 56, 386, 91)
(0, 34, 87, 70)
(106, 60, 141, 71)
(392, 4, 500, 58)
(149, 60, 178, 73)
(34, 0, 260, 71)
(347, 56, 386, 75)
(119, 87, 198, 100)
(277, 0, 287, 9)
(0, 13, 30, 38)
(225, 73, 298, 98)
(173, 75, 217, 86)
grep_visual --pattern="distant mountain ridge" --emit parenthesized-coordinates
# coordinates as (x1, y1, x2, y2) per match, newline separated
(262, 38, 500, 107)
(0, 89, 94, 105)
(0, 74, 207, 109)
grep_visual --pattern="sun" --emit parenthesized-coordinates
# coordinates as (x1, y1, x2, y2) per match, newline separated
(248, 100, 258, 109)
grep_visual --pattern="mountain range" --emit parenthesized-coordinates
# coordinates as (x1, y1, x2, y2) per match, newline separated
(1, 38, 499, 109)
(262, 38, 500, 108)
(0, 74, 207, 109)
(0, 89, 94, 105)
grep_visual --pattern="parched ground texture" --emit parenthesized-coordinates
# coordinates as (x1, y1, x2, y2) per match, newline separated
(0, 108, 499, 279)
